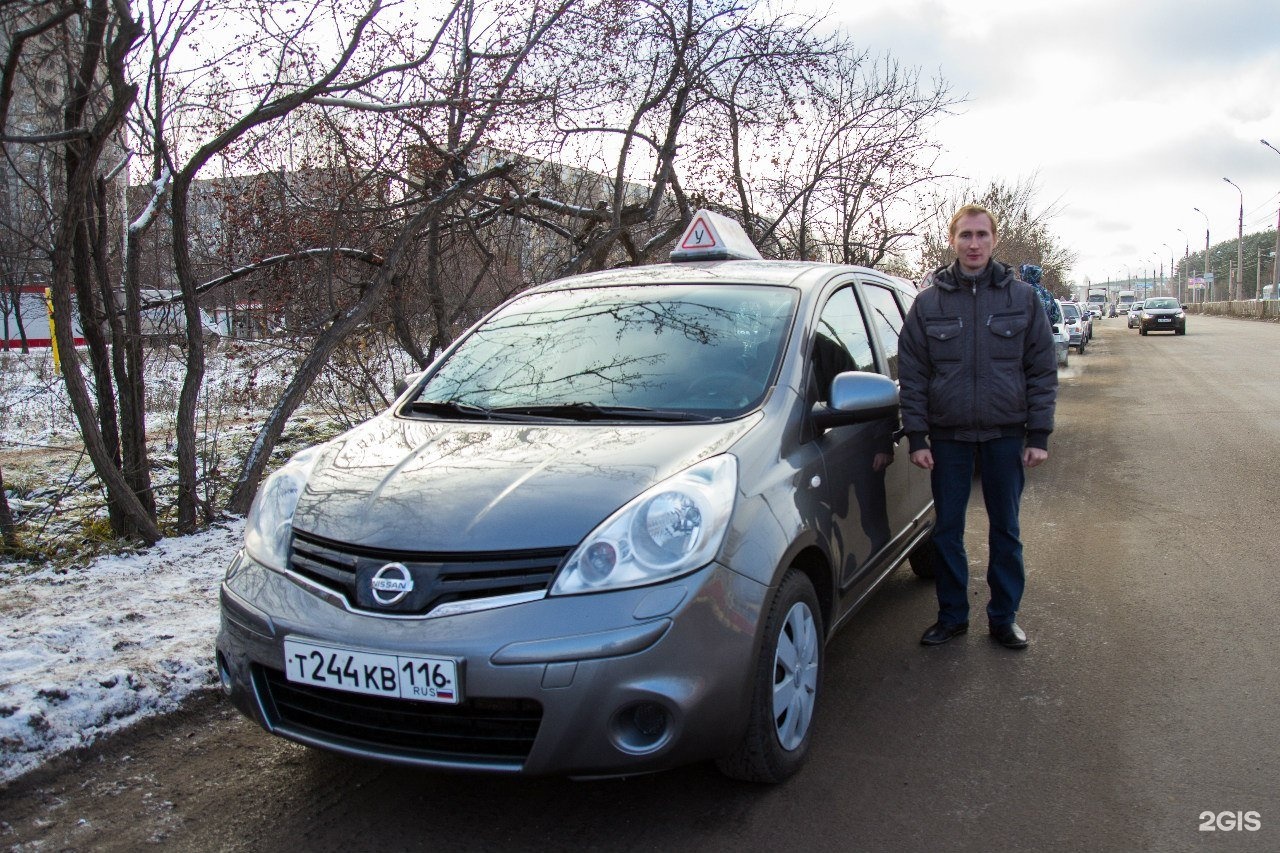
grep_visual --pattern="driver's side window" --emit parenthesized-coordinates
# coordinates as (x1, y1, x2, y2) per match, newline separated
(810, 287, 874, 404)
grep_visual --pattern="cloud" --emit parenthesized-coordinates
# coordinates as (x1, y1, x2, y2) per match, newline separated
(798, 0, 1280, 280)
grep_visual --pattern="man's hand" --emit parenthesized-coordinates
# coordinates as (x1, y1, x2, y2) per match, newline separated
(1023, 447, 1049, 468)
(910, 449, 934, 470)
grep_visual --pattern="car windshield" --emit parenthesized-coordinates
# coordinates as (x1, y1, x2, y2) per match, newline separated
(1145, 298, 1178, 309)
(411, 283, 797, 420)
(1062, 304, 1080, 319)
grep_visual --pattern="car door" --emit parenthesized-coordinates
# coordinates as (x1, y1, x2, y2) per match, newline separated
(806, 283, 895, 597)
(856, 279, 929, 544)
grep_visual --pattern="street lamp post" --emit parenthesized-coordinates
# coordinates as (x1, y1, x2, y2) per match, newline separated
(1266, 141, 1280, 289)
(1176, 228, 1191, 303)
(1193, 207, 1211, 302)
(1163, 243, 1175, 297)
(1224, 177, 1244, 300)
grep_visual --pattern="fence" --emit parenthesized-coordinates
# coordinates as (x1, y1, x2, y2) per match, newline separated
(1183, 300, 1280, 320)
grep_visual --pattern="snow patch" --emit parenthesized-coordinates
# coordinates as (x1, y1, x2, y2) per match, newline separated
(0, 521, 244, 784)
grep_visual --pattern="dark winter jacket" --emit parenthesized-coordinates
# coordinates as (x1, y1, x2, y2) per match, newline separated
(899, 260, 1057, 452)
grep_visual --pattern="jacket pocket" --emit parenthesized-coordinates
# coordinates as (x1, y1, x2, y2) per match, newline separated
(987, 312, 1027, 360)
(924, 317, 963, 362)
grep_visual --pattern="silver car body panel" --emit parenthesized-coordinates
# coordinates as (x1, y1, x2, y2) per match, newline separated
(217, 258, 936, 777)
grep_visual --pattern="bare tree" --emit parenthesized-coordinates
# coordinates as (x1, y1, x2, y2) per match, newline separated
(2, 0, 159, 543)
(220, 0, 579, 514)
(724, 44, 957, 268)
(920, 176, 1077, 295)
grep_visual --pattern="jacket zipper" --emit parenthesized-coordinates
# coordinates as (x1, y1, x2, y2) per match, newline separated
(970, 286, 979, 430)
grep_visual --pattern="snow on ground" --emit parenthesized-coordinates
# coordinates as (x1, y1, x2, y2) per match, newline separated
(0, 344, 408, 784)
(0, 519, 244, 784)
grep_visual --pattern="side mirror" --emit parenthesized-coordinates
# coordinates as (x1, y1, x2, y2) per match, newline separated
(394, 371, 427, 399)
(811, 371, 899, 430)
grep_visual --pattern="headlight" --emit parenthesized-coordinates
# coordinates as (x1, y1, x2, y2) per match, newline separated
(1175, 312, 1185, 319)
(552, 455, 737, 595)
(242, 445, 325, 571)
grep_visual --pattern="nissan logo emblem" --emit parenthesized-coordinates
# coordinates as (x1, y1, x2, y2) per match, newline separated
(370, 562, 414, 606)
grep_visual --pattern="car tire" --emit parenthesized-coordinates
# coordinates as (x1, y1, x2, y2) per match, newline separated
(1176, 328, 1186, 335)
(716, 569, 822, 784)
(908, 535, 940, 579)
(1140, 327, 1148, 336)
(1078, 338, 1086, 355)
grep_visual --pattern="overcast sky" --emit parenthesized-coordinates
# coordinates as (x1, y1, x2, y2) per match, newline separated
(807, 0, 1280, 287)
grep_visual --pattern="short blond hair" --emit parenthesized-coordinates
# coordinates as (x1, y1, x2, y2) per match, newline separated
(949, 204, 999, 241)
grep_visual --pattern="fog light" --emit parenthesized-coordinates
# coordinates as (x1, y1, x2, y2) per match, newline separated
(633, 702, 667, 737)
(610, 701, 673, 754)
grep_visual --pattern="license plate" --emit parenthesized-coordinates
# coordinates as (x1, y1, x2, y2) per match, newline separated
(1158, 318, 1171, 322)
(283, 637, 461, 704)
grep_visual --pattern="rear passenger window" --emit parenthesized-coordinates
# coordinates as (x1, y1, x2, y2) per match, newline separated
(810, 287, 874, 403)
(861, 284, 904, 380)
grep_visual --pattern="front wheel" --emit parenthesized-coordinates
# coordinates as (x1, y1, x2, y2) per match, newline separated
(1140, 327, 1148, 336)
(716, 570, 823, 783)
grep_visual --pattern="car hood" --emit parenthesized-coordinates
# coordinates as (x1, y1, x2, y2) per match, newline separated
(1143, 307, 1180, 314)
(292, 413, 760, 551)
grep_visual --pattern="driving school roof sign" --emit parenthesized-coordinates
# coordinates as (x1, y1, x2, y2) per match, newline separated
(670, 210, 763, 262)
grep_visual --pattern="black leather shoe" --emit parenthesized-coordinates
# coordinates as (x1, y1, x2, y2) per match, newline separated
(989, 622, 1029, 649)
(920, 621, 968, 645)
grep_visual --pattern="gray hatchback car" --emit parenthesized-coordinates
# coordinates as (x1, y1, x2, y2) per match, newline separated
(217, 211, 938, 783)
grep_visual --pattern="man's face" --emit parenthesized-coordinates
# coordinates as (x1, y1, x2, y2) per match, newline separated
(949, 213, 997, 275)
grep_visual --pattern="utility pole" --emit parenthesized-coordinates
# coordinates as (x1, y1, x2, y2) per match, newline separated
(1274, 204, 1280, 289)
(1194, 207, 1211, 302)
(1225, 178, 1244, 301)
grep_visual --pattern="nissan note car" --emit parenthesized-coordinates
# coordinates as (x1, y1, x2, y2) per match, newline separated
(217, 211, 939, 783)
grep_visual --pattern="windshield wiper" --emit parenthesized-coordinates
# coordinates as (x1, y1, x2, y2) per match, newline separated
(490, 402, 712, 422)
(408, 399, 496, 420)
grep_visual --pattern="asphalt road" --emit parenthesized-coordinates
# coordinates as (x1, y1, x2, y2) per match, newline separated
(4, 315, 1279, 853)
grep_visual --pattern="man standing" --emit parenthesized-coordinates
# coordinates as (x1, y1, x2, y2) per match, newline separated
(898, 204, 1058, 649)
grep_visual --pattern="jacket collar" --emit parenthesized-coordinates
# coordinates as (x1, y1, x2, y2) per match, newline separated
(933, 260, 1015, 292)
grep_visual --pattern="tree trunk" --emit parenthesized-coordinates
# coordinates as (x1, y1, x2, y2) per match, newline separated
(110, 177, 156, 516)
(225, 276, 391, 515)
(0, 463, 19, 551)
(46, 0, 157, 544)
(168, 179, 207, 531)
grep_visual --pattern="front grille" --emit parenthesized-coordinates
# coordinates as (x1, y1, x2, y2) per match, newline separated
(255, 666, 542, 764)
(289, 529, 570, 615)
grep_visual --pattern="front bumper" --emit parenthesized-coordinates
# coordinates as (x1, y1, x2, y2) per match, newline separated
(1141, 316, 1184, 332)
(217, 551, 768, 777)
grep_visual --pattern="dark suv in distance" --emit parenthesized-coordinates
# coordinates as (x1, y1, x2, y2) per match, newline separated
(217, 211, 939, 784)
(1138, 296, 1187, 335)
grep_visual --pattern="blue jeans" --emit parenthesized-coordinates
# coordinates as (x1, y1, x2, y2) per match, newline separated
(929, 437, 1026, 626)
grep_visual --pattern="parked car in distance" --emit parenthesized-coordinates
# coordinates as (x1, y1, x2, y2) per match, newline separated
(1138, 296, 1187, 335)
(1059, 301, 1088, 354)
(216, 210, 941, 785)
(1070, 301, 1093, 341)
(1051, 299, 1070, 367)
(1127, 301, 1145, 329)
